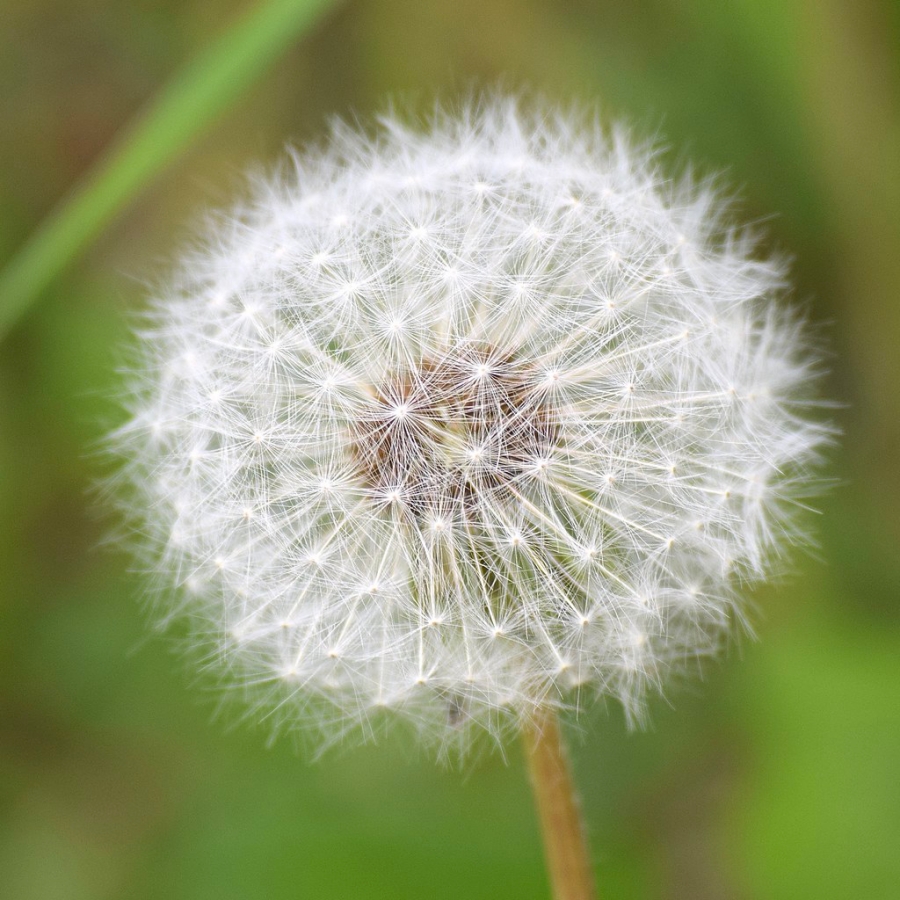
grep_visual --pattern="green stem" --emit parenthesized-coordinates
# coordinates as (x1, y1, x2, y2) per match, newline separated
(523, 708, 597, 900)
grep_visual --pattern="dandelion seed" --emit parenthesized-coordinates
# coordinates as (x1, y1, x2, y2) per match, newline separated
(111, 97, 830, 756)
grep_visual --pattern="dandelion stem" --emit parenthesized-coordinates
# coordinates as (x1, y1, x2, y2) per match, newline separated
(523, 708, 597, 900)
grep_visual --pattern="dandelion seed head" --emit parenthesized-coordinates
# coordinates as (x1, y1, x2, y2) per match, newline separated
(112, 97, 830, 754)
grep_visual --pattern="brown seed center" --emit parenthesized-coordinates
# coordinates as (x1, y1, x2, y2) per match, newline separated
(351, 346, 557, 519)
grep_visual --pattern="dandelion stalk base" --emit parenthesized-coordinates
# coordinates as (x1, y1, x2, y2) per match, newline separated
(523, 708, 597, 900)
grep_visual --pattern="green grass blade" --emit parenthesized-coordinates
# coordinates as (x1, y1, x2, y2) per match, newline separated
(0, 0, 339, 342)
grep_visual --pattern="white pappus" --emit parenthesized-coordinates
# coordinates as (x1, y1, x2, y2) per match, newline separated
(112, 97, 830, 753)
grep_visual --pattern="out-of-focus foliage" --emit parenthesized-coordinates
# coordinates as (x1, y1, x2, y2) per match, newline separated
(0, 1, 897, 898)
(0, 0, 339, 340)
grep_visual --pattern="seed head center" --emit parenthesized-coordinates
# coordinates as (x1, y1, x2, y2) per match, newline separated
(352, 347, 556, 518)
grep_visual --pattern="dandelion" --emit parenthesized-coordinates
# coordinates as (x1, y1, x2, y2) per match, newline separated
(112, 97, 829, 898)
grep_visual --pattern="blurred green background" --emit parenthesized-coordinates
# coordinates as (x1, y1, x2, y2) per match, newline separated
(1, 1, 898, 897)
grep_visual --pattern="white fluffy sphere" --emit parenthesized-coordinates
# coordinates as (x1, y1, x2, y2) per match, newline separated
(114, 99, 828, 750)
